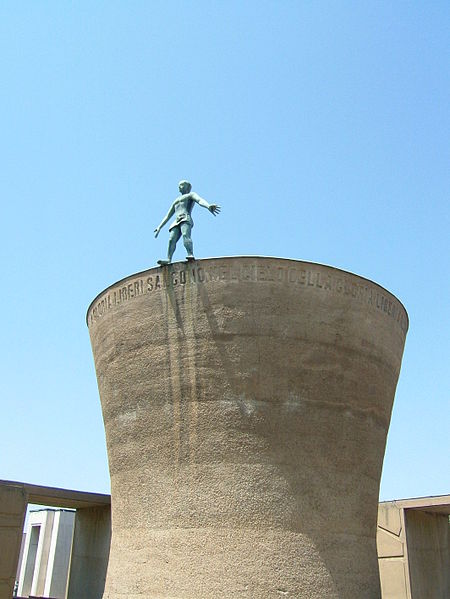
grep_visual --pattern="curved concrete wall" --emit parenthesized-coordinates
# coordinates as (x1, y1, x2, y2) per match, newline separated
(87, 257, 408, 599)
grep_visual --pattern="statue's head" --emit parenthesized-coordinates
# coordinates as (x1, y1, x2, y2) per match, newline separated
(178, 180, 192, 194)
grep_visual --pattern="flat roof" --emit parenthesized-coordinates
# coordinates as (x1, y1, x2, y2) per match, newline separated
(379, 494, 450, 515)
(0, 480, 111, 509)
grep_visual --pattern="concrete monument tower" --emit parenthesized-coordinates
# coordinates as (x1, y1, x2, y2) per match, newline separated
(87, 256, 408, 598)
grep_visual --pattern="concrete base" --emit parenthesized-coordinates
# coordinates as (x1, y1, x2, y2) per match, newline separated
(87, 257, 408, 599)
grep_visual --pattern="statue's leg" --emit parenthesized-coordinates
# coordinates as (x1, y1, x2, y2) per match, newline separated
(167, 227, 181, 262)
(181, 223, 194, 258)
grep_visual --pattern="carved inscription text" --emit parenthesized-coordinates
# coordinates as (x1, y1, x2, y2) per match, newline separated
(88, 262, 408, 335)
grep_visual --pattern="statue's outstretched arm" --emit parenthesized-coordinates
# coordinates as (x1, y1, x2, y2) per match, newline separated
(154, 204, 174, 238)
(192, 192, 221, 216)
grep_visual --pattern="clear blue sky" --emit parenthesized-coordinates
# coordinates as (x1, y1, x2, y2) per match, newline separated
(1, 2, 448, 501)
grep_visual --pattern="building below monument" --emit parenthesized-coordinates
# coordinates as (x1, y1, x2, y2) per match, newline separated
(0, 480, 111, 599)
(377, 495, 450, 598)
(2, 480, 448, 599)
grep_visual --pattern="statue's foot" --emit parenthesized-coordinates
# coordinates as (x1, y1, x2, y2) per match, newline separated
(186, 255, 195, 262)
(157, 259, 171, 266)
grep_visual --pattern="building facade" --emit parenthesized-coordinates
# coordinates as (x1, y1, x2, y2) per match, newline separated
(1, 480, 449, 599)
(16, 509, 74, 599)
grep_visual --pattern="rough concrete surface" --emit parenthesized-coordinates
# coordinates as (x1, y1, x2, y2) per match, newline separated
(87, 257, 408, 599)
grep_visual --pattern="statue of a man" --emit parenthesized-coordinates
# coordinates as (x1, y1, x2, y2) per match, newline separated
(154, 180, 221, 265)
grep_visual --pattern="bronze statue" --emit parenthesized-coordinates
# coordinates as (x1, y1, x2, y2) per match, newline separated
(154, 180, 221, 265)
